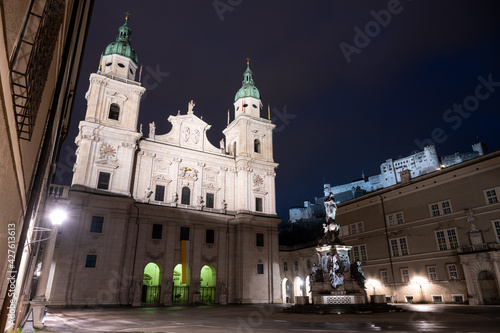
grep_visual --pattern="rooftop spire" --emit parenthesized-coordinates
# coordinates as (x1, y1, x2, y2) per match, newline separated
(234, 59, 260, 102)
(104, 15, 138, 64)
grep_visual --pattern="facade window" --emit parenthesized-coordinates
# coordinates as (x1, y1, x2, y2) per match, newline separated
(152, 224, 163, 239)
(401, 268, 410, 283)
(283, 261, 288, 271)
(380, 270, 389, 284)
(452, 295, 464, 303)
(427, 266, 437, 281)
(181, 187, 190, 205)
(485, 189, 499, 204)
(180, 226, 190, 241)
(206, 193, 214, 208)
(387, 212, 404, 226)
(254, 139, 261, 153)
(85, 255, 97, 268)
(255, 197, 263, 212)
(206, 229, 215, 244)
(350, 222, 364, 234)
(390, 237, 409, 257)
(435, 228, 459, 251)
(432, 295, 443, 303)
(256, 233, 264, 247)
(109, 103, 120, 120)
(90, 216, 104, 233)
(429, 200, 452, 217)
(97, 172, 111, 190)
(257, 263, 264, 275)
(353, 244, 367, 261)
(447, 264, 458, 280)
(405, 295, 413, 303)
(493, 220, 500, 242)
(294, 261, 298, 272)
(154, 185, 165, 201)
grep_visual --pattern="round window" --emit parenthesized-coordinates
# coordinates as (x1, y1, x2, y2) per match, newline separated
(118, 63, 125, 68)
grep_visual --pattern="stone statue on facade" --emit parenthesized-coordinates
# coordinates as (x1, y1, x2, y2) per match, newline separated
(220, 138, 225, 152)
(172, 192, 178, 203)
(149, 121, 156, 139)
(188, 100, 195, 113)
(144, 187, 153, 199)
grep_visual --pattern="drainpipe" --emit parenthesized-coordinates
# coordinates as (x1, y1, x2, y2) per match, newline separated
(380, 195, 397, 303)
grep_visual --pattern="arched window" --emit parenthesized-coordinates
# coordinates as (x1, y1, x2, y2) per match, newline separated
(254, 139, 261, 153)
(181, 187, 191, 205)
(109, 103, 120, 120)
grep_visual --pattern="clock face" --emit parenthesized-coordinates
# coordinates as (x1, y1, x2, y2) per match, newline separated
(253, 174, 264, 186)
(100, 144, 116, 159)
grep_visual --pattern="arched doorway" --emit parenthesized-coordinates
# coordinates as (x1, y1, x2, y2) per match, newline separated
(282, 278, 291, 303)
(200, 265, 216, 304)
(142, 263, 161, 304)
(305, 275, 312, 304)
(478, 270, 500, 305)
(173, 264, 190, 304)
(293, 277, 303, 303)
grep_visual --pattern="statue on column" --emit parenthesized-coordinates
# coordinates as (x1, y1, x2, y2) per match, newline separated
(322, 193, 343, 244)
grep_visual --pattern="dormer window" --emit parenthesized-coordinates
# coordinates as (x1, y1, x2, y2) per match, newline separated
(254, 139, 261, 153)
(109, 103, 120, 120)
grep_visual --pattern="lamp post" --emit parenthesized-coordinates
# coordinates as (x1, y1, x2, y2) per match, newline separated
(29, 207, 67, 328)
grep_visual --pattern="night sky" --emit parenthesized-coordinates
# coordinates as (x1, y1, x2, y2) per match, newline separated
(56, 0, 500, 221)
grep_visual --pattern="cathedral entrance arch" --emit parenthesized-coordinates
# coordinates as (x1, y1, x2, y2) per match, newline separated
(200, 265, 216, 304)
(142, 263, 161, 304)
(282, 278, 291, 303)
(478, 270, 500, 305)
(293, 277, 303, 302)
(173, 263, 190, 304)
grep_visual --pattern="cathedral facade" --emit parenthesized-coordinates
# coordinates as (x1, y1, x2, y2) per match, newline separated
(45, 19, 281, 306)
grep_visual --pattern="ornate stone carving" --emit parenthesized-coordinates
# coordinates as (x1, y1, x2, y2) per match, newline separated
(191, 129, 200, 144)
(146, 251, 164, 260)
(181, 127, 190, 142)
(202, 255, 217, 264)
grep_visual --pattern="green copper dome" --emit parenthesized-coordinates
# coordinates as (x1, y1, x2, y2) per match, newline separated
(104, 19, 138, 64)
(234, 63, 261, 102)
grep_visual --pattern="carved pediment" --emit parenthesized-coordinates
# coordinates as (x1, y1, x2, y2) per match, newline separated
(253, 187, 268, 195)
(95, 159, 119, 169)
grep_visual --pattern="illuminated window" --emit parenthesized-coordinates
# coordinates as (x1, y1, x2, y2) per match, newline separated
(380, 270, 389, 284)
(387, 212, 404, 226)
(90, 216, 104, 233)
(429, 200, 452, 216)
(152, 224, 163, 239)
(283, 261, 288, 271)
(181, 187, 190, 205)
(85, 255, 97, 268)
(180, 227, 189, 241)
(206, 229, 214, 244)
(435, 228, 459, 251)
(256, 233, 264, 247)
(154, 185, 165, 201)
(109, 103, 120, 120)
(493, 220, 500, 242)
(257, 264, 264, 275)
(427, 266, 437, 281)
(353, 244, 367, 261)
(390, 237, 409, 257)
(485, 189, 499, 204)
(255, 197, 263, 212)
(447, 264, 458, 280)
(206, 193, 214, 208)
(254, 139, 261, 153)
(97, 172, 111, 190)
(401, 268, 410, 283)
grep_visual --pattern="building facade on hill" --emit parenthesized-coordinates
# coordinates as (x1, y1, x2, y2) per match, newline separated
(279, 150, 500, 305)
(44, 19, 281, 307)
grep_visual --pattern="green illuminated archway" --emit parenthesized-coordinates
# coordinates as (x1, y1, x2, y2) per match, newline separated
(142, 262, 161, 304)
(173, 263, 190, 304)
(200, 265, 216, 288)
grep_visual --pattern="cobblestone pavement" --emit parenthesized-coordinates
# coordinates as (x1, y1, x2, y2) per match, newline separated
(35, 304, 500, 333)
